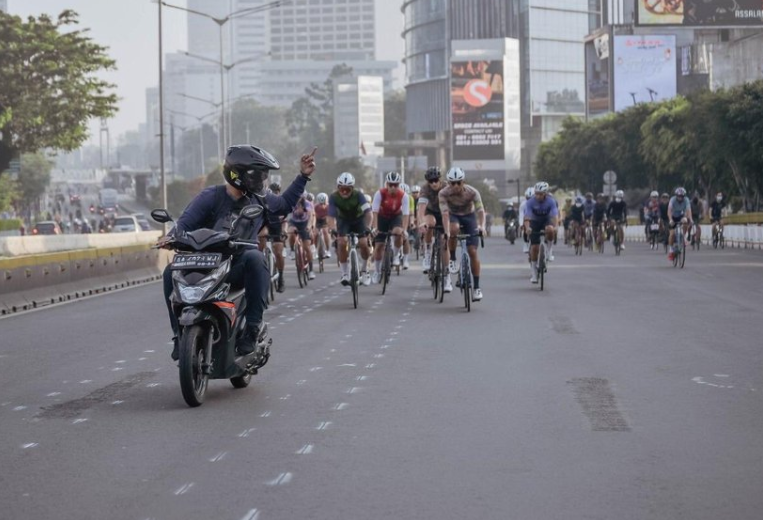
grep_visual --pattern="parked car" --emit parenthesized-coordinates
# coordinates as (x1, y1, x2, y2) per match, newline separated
(112, 215, 140, 233)
(133, 213, 152, 231)
(32, 221, 61, 235)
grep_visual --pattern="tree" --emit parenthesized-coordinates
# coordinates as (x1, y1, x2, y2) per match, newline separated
(17, 152, 53, 212)
(0, 174, 19, 213)
(0, 11, 118, 174)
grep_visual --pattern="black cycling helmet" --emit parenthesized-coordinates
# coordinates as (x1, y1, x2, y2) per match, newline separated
(223, 145, 280, 195)
(268, 182, 281, 193)
(425, 167, 441, 182)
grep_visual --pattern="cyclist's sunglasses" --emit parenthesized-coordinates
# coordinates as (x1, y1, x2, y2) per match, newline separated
(338, 186, 352, 193)
(427, 179, 440, 184)
(449, 181, 463, 186)
(388, 183, 400, 188)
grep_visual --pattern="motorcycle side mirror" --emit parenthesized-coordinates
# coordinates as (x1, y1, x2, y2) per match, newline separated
(151, 209, 174, 224)
(239, 204, 264, 221)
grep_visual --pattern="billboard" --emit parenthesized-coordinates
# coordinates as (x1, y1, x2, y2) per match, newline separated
(451, 60, 505, 161)
(613, 35, 677, 112)
(586, 34, 611, 119)
(636, 0, 763, 27)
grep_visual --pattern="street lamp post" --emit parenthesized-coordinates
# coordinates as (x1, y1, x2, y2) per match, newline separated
(161, 1, 289, 155)
(167, 109, 218, 175)
(507, 178, 522, 204)
(157, 0, 167, 217)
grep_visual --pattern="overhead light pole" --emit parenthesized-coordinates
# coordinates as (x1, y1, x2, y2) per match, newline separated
(167, 108, 219, 175)
(157, 0, 167, 217)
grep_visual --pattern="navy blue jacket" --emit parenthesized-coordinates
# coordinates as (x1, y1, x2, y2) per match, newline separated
(175, 175, 308, 240)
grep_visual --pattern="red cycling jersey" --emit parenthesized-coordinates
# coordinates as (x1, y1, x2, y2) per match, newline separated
(376, 188, 405, 219)
(314, 204, 329, 220)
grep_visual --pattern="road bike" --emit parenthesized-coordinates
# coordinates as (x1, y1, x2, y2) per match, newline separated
(315, 229, 328, 273)
(612, 220, 624, 256)
(378, 231, 401, 295)
(712, 221, 725, 249)
(672, 222, 687, 269)
(594, 221, 606, 254)
(454, 231, 484, 312)
(571, 220, 583, 256)
(428, 225, 446, 303)
(262, 234, 283, 302)
(292, 232, 310, 288)
(689, 221, 701, 250)
(345, 232, 363, 309)
(647, 217, 660, 250)
(584, 220, 594, 252)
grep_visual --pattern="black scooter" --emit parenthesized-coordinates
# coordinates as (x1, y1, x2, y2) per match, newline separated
(152, 206, 271, 407)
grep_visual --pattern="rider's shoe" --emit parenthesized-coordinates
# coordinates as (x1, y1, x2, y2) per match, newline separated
(393, 255, 401, 267)
(308, 270, 316, 280)
(340, 274, 350, 286)
(170, 336, 179, 361)
(530, 263, 539, 284)
(362, 272, 372, 286)
(236, 323, 267, 356)
(422, 254, 431, 273)
(522, 242, 529, 254)
(288, 249, 295, 260)
(448, 260, 458, 274)
(325, 250, 332, 259)
(372, 271, 381, 284)
(668, 251, 675, 261)
(403, 257, 410, 270)
(472, 288, 483, 301)
(443, 276, 453, 293)
(276, 275, 285, 293)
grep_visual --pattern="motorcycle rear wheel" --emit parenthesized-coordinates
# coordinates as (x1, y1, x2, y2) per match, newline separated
(179, 324, 210, 407)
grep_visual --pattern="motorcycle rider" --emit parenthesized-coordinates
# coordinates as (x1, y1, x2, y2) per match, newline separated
(502, 202, 518, 239)
(160, 145, 315, 361)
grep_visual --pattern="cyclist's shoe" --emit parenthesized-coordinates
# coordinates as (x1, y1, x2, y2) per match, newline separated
(324, 250, 332, 258)
(372, 271, 381, 284)
(443, 276, 453, 293)
(668, 252, 675, 261)
(523, 242, 529, 254)
(170, 336, 179, 361)
(472, 288, 483, 301)
(237, 323, 267, 357)
(288, 249, 295, 260)
(422, 254, 431, 273)
(403, 257, 410, 270)
(530, 264, 539, 284)
(276, 276, 285, 293)
(340, 274, 350, 286)
(362, 272, 372, 286)
(620, 244, 625, 250)
(548, 253, 555, 262)
(393, 255, 401, 267)
(311, 245, 317, 256)
(448, 260, 458, 274)
(308, 271, 316, 280)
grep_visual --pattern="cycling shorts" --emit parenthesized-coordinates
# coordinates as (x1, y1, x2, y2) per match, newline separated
(449, 212, 479, 247)
(315, 218, 327, 229)
(425, 208, 444, 229)
(290, 220, 311, 241)
(529, 219, 552, 245)
(375, 215, 403, 244)
(336, 217, 366, 237)
(264, 223, 284, 242)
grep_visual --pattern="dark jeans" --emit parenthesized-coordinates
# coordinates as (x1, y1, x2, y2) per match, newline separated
(163, 249, 269, 336)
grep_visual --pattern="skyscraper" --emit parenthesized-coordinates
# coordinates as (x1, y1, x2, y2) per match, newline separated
(0, 0, 7, 13)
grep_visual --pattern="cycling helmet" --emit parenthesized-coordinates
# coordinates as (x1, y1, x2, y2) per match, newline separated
(534, 181, 549, 193)
(411, 185, 421, 194)
(337, 172, 355, 186)
(401, 183, 411, 195)
(446, 167, 466, 182)
(316, 192, 328, 204)
(585, 192, 593, 198)
(525, 187, 535, 199)
(675, 187, 687, 197)
(385, 171, 402, 184)
(661, 192, 669, 198)
(425, 167, 441, 181)
(269, 182, 281, 193)
(575, 195, 585, 205)
(615, 189, 624, 198)
(305, 192, 314, 202)
(223, 145, 280, 195)
(650, 190, 659, 198)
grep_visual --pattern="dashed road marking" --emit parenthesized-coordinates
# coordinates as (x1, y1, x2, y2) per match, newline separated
(260, 411, 272, 418)
(316, 421, 332, 430)
(111, 400, 124, 405)
(296, 444, 314, 455)
(338, 363, 357, 367)
(333, 403, 349, 411)
(46, 392, 61, 397)
(238, 428, 256, 438)
(79, 380, 93, 384)
(267, 472, 293, 486)
(209, 451, 227, 462)
(72, 418, 88, 425)
(21, 443, 39, 449)
(13, 406, 27, 411)
(240, 509, 260, 520)
(346, 387, 360, 394)
(296, 380, 307, 386)
(174, 483, 195, 495)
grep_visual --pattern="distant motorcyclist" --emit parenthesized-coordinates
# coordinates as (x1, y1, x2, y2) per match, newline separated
(161, 145, 315, 361)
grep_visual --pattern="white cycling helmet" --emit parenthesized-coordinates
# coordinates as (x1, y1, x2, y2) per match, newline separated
(316, 192, 328, 204)
(525, 187, 535, 199)
(305, 192, 314, 202)
(385, 171, 402, 184)
(650, 190, 659, 198)
(411, 185, 421, 194)
(615, 189, 624, 198)
(401, 183, 411, 195)
(675, 187, 687, 197)
(534, 181, 549, 193)
(337, 172, 355, 186)
(446, 167, 466, 182)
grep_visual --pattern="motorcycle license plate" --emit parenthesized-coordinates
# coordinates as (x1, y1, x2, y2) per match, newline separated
(171, 253, 222, 269)
(650, 224, 660, 231)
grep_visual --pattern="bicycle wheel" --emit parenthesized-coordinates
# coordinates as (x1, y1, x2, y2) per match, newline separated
(431, 241, 441, 300)
(539, 245, 546, 291)
(350, 249, 359, 309)
(680, 239, 687, 269)
(295, 242, 305, 288)
(720, 232, 725, 249)
(462, 258, 471, 312)
(438, 246, 446, 304)
(382, 242, 392, 295)
(268, 252, 276, 302)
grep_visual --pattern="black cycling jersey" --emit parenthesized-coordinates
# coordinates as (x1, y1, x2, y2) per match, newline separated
(710, 200, 725, 220)
(659, 202, 669, 221)
(569, 204, 585, 222)
(592, 202, 607, 221)
(607, 200, 627, 221)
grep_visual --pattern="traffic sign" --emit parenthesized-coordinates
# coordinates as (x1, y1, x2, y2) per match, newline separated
(603, 170, 617, 184)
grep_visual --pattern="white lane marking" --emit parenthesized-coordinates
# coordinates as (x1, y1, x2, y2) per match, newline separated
(144, 350, 155, 353)
(309, 367, 323, 372)
(390, 331, 399, 336)
(111, 368, 124, 372)
(296, 444, 314, 455)
(714, 374, 730, 378)
(209, 451, 227, 462)
(356, 376, 368, 382)
(115, 360, 126, 364)
(138, 357, 147, 361)
(280, 395, 291, 401)
(346, 387, 360, 394)
(147, 383, 161, 388)
(238, 428, 256, 438)
(267, 472, 293, 486)
(296, 380, 307, 386)
(174, 483, 195, 495)
(366, 364, 376, 369)
(380, 345, 390, 349)
(240, 509, 260, 520)
(13, 406, 27, 411)
(21, 443, 39, 449)
(260, 411, 272, 418)
(111, 400, 124, 405)
(395, 325, 403, 330)
(345, 334, 353, 338)
(338, 363, 357, 367)
(46, 392, 61, 397)
(333, 403, 349, 411)
(374, 354, 385, 359)
(72, 418, 88, 425)
(692, 376, 733, 389)
(316, 421, 332, 430)
(79, 380, 93, 384)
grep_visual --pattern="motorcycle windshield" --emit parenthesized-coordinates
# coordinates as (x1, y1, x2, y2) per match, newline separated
(175, 229, 231, 252)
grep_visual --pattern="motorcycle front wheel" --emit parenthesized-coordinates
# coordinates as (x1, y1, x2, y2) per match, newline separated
(179, 324, 210, 407)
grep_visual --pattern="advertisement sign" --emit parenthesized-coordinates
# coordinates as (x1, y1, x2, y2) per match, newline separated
(636, 0, 763, 27)
(451, 60, 505, 161)
(586, 37, 611, 118)
(613, 35, 677, 112)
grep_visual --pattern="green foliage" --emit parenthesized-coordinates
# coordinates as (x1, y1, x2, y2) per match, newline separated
(0, 10, 118, 173)
(18, 152, 53, 207)
(472, 181, 501, 216)
(0, 175, 19, 213)
(0, 218, 22, 231)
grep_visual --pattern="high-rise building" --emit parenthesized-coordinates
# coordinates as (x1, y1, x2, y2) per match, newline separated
(334, 76, 385, 162)
(0, 0, 7, 13)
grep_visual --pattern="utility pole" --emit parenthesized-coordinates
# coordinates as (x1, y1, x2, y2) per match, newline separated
(158, 0, 168, 218)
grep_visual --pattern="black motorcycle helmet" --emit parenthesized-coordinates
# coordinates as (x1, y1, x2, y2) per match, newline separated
(425, 167, 441, 182)
(223, 145, 281, 195)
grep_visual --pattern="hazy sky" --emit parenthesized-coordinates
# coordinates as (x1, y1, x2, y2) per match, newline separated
(10, 0, 404, 143)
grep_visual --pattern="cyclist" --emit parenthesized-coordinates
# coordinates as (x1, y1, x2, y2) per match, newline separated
(372, 172, 410, 283)
(258, 182, 287, 293)
(643, 191, 661, 244)
(409, 184, 422, 260)
(417, 167, 445, 273)
(400, 183, 413, 270)
(561, 198, 572, 245)
(313, 192, 331, 259)
(710, 192, 726, 239)
(592, 193, 608, 250)
(161, 145, 315, 360)
(439, 167, 485, 301)
(583, 192, 596, 221)
(667, 187, 693, 261)
(607, 189, 628, 250)
(568, 195, 586, 246)
(690, 195, 703, 245)
(328, 172, 373, 286)
(523, 181, 558, 284)
(519, 187, 534, 254)
(502, 202, 518, 239)
(287, 193, 316, 280)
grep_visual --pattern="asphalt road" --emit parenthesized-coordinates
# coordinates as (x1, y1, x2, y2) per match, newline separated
(2, 238, 762, 520)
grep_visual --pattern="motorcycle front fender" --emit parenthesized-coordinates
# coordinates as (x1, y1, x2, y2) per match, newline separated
(178, 306, 215, 327)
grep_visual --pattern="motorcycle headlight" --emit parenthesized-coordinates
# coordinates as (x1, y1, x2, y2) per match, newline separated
(178, 282, 214, 304)
(174, 260, 230, 304)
